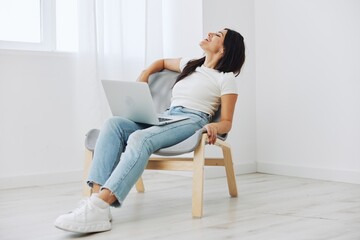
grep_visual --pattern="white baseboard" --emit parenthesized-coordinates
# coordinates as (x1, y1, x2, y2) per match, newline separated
(0, 171, 83, 190)
(206, 161, 257, 178)
(257, 162, 360, 184)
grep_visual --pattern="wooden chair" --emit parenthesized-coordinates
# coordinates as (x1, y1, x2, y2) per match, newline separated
(83, 70, 238, 218)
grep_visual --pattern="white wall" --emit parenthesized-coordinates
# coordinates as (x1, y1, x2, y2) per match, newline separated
(255, 0, 360, 183)
(0, 50, 83, 188)
(202, 0, 257, 173)
(1, 0, 359, 189)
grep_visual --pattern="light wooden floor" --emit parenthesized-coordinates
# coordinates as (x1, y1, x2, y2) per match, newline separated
(1, 172, 359, 240)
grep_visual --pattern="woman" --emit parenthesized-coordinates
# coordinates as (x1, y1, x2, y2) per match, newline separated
(55, 28, 245, 233)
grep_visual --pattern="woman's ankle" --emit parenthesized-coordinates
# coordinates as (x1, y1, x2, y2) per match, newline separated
(92, 183, 101, 193)
(99, 188, 117, 205)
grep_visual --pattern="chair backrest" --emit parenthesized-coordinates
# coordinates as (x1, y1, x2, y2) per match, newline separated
(148, 70, 178, 113)
(148, 70, 222, 123)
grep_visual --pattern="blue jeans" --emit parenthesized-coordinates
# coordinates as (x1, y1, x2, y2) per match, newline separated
(87, 106, 211, 207)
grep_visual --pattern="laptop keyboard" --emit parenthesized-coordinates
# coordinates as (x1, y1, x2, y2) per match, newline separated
(158, 117, 172, 122)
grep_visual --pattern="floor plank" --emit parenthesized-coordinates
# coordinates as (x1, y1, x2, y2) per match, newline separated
(0, 173, 359, 240)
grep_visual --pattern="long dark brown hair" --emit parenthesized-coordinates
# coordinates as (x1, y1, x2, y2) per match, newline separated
(175, 28, 245, 84)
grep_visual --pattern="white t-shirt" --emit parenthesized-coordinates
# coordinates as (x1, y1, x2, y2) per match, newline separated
(170, 58, 238, 116)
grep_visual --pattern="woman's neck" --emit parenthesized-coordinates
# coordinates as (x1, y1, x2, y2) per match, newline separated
(203, 54, 222, 69)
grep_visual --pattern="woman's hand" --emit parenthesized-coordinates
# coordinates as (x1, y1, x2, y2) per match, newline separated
(203, 123, 218, 145)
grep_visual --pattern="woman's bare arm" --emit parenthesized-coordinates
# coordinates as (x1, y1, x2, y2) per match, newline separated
(137, 58, 181, 83)
(203, 94, 238, 144)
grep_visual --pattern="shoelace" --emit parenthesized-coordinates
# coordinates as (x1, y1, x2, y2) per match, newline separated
(71, 198, 93, 217)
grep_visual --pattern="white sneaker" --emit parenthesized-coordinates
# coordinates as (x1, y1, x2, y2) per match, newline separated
(91, 193, 113, 221)
(54, 196, 111, 233)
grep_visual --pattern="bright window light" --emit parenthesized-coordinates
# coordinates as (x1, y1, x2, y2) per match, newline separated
(0, 0, 41, 43)
(56, 0, 78, 52)
(0, 0, 78, 52)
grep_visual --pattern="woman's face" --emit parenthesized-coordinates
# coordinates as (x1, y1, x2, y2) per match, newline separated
(199, 29, 227, 54)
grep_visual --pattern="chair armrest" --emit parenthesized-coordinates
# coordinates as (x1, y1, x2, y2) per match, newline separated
(217, 133, 227, 141)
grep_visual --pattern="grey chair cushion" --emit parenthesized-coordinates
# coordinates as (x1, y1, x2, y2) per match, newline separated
(85, 70, 227, 154)
(85, 129, 100, 151)
(148, 69, 178, 113)
(154, 128, 204, 156)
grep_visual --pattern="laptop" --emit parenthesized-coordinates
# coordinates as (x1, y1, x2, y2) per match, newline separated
(101, 80, 189, 125)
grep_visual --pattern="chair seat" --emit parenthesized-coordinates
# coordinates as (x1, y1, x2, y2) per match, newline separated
(85, 128, 228, 156)
(85, 128, 203, 156)
(153, 129, 204, 156)
(85, 129, 100, 152)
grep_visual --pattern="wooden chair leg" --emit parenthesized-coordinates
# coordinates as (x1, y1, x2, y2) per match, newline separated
(218, 139, 238, 197)
(135, 177, 145, 193)
(83, 149, 93, 197)
(192, 134, 207, 218)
